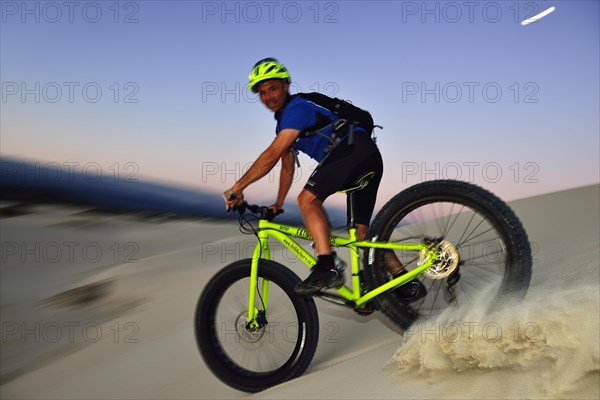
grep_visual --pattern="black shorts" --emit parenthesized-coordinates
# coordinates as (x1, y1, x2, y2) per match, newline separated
(304, 132, 383, 226)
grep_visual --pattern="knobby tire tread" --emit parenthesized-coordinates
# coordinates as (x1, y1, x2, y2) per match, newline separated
(195, 259, 319, 392)
(363, 180, 532, 330)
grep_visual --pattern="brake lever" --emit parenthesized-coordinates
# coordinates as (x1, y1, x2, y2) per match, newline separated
(264, 207, 284, 221)
(232, 202, 284, 221)
(232, 202, 247, 215)
(248, 205, 284, 221)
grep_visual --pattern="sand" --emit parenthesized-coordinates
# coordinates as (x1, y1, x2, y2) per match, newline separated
(1, 184, 598, 399)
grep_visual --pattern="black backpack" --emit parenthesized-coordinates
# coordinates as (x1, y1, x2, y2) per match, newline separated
(295, 92, 375, 137)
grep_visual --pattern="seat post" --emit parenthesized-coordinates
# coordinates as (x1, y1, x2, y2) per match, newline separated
(347, 191, 357, 230)
(341, 171, 375, 230)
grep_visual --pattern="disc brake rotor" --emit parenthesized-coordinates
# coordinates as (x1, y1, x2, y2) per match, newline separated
(235, 311, 265, 343)
(420, 240, 460, 279)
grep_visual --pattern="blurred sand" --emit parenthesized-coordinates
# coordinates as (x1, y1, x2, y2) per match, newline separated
(1, 184, 598, 399)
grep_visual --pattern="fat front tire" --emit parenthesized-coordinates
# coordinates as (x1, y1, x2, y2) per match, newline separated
(195, 259, 319, 392)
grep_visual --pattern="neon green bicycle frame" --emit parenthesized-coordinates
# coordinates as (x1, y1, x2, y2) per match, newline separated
(246, 219, 439, 327)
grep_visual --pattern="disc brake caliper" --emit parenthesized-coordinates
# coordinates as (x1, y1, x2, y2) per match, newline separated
(246, 310, 268, 331)
(420, 238, 462, 302)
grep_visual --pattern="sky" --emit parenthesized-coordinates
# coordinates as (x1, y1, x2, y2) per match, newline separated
(1, 0, 599, 211)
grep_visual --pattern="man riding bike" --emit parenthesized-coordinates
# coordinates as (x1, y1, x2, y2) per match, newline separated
(223, 57, 424, 299)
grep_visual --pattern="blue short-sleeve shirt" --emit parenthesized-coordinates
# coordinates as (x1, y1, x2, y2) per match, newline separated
(275, 95, 338, 162)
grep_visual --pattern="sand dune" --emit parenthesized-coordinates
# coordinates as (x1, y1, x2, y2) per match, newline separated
(1, 184, 598, 399)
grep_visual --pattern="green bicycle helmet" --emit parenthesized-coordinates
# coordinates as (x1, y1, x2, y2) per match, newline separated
(248, 57, 291, 93)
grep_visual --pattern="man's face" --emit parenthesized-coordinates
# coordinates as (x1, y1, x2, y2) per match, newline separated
(256, 80, 289, 112)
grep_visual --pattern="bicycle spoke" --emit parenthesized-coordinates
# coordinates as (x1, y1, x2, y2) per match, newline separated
(214, 277, 299, 374)
(459, 215, 485, 248)
(441, 202, 464, 238)
(374, 190, 528, 319)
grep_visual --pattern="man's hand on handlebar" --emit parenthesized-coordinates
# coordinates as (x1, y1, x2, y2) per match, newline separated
(223, 188, 244, 213)
(267, 202, 283, 215)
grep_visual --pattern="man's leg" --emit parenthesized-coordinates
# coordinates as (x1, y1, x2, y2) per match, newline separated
(297, 189, 331, 256)
(294, 189, 344, 295)
(356, 223, 425, 301)
(355, 224, 404, 276)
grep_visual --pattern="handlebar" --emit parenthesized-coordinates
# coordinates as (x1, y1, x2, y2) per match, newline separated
(232, 201, 284, 221)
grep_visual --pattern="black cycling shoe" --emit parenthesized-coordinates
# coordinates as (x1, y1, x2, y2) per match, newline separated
(295, 261, 345, 297)
(391, 270, 427, 303)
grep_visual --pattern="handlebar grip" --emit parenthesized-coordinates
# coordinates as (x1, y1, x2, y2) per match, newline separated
(232, 202, 247, 214)
(235, 202, 284, 219)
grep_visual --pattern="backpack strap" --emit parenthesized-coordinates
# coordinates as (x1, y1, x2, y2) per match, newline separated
(291, 146, 300, 168)
(291, 94, 373, 166)
(298, 111, 334, 138)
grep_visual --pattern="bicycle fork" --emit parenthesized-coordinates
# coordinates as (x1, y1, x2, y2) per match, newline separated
(246, 230, 271, 330)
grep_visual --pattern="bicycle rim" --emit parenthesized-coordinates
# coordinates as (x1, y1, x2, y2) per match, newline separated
(196, 260, 319, 392)
(215, 277, 304, 372)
